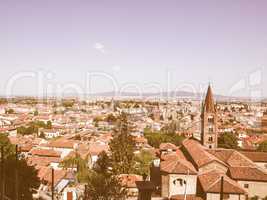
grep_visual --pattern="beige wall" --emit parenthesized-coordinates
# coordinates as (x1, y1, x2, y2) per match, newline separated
(161, 175, 169, 197)
(161, 174, 197, 198)
(238, 181, 267, 199)
(255, 162, 267, 171)
(206, 193, 246, 200)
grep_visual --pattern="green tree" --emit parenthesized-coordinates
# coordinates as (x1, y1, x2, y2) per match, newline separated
(62, 100, 75, 108)
(93, 151, 111, 175)
(33, 110, 38, 116)
(61, 152, 89, 183)
(109, 113, 136, 175)
(86, 172, 126, 200)
(134, 150, 155, 177)
(46, 120, 52, 129)
(6, 108, 15, 114)
(257, 140, 267, 152)
(218, 132, 238, 149)
(85, 152, 127, 200)
(0, 134, 40, 200)
(144, 128, 184, 148)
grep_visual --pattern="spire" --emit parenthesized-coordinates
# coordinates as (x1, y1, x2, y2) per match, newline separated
(203, 85, 216, 113)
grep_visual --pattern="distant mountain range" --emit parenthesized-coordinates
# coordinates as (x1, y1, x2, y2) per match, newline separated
(2, 91, 262, 102)
(85, 91, 250, 101)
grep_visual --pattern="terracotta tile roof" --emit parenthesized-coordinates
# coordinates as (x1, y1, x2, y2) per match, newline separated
(27, 156, 61, 167)
(46, 139, 75, 149)
(182, 139, 226, 169)
(160, 154, 197, 175)
(20, 144, 33, 152)
(198, 170, 246, 194)
(41, 168, 67, 186)
(118, 174, 143, 188)
(159, 143, 178, 151)
(228, 166, 267, 182)
(207, 149, 255, 167)
(30, 149, 61, 157)
(88, 143, 109, 156)
(239, 151, 267, 163)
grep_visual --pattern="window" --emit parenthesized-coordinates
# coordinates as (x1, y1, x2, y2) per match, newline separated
(209, 145, 212, 149)
(208, 116, 214, 123)
(209, 127, 213, 133)
(208, 136, 213, 142)
(244, 184, 249, 188)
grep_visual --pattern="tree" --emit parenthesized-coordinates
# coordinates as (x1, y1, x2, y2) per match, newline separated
(109, 113, 136, 175)
(86, 172, 127, 200)
(257, 140, 267, 152)
(62, 100, 75, 108)
(93, 151, 111, 175)
(46, 120, 52, 129)
(6, 108, 15, 114)
(144, 128, 185, 148)
(34, 110, 38, 116)
(218, 132, 238, 149)
(105, 114, 117, 123)
(134, 150, 155, 177)
(0, 134, 40, 200)
(85, 152, 127, 200)
(61, 152, 89, 183)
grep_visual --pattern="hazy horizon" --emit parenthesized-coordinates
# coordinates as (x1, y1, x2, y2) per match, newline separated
(1, 0, 267, 97)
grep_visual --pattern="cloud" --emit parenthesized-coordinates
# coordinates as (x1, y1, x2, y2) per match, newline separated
(93, 43, 106, 54)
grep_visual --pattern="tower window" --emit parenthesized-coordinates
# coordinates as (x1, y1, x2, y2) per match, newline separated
(208, 136, 213, 142)
(209, 127, 213, 133)
(208, 116, 214, 123)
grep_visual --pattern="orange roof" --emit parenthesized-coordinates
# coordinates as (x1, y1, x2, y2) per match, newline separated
(198, 170, 246, 194)
(30, 149, 61, 158)
(160, 158, 197, 175)
(118, 174, 143, 188)
(239, 151, 267, 163)
(229, 167, 267, 182)
(159, 143, 178, 151)
(182, 139, 226, 169)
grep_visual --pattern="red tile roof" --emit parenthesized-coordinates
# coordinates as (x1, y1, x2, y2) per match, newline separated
(160, 158, 197, 175)
(198, 170, 246, 194)
(30, 149, 61, 157)
(182, 139, 226, 169)
(239, 151, 267, 163)
(160, 143, 178, 151)
(118, 174, 143, 188)
(228, 166, 267, 182)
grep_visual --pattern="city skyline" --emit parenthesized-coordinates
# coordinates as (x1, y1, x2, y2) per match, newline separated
(1, 0, 267, 97)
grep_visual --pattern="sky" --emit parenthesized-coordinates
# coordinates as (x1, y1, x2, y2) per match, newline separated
(1, 0, 267, 97)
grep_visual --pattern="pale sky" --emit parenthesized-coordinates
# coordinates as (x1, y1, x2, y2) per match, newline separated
(1, 0, 267, 97)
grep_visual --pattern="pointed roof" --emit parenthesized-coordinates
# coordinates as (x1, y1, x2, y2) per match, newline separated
(203, 85, 216, 113)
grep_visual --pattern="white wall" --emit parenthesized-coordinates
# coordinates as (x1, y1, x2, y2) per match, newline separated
(168, 174, 197, 197)
(238, 181, 267, 199)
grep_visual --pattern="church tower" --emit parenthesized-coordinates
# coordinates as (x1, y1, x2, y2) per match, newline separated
(201, 85, 218, 149)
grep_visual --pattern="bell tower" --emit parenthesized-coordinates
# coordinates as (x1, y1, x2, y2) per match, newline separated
(201, 85, 218, 149)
